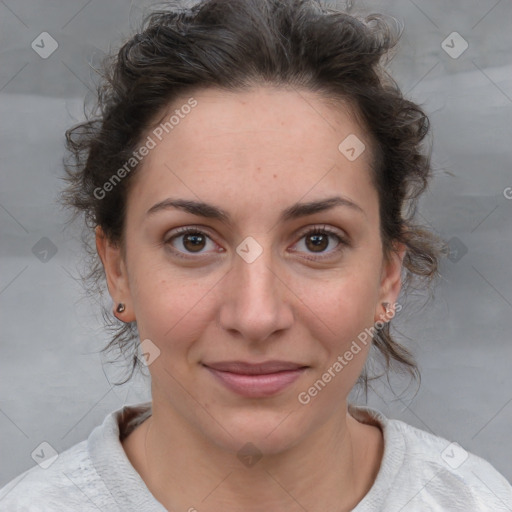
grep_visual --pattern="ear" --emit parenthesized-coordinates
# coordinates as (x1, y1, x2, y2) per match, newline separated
(374, 242, 405, 323)
(95, 226, 136, 322)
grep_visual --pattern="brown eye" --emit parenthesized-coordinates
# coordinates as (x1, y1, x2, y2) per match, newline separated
(182, 232, 206, 252)
(166, 227, 219, 257)
(305, 232, 330, 252)
(290, 225, 348, 260)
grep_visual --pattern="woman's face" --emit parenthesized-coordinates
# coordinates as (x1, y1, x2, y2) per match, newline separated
(99, 86, 403, 454)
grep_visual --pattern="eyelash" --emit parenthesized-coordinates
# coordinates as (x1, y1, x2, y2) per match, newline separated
(164, 224, 348, 261)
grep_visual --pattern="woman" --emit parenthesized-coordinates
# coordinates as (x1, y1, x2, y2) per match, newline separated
(1, 0, 511, 510)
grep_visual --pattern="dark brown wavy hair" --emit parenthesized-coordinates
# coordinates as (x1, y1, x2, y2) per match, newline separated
(61, 0, 442, 394)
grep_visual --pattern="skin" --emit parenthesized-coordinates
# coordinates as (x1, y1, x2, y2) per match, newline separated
(96, 86, 404, 512)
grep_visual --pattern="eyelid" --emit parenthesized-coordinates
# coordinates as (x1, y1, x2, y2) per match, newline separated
(164, 224, 216, 243)
(294, 223, 347, 241)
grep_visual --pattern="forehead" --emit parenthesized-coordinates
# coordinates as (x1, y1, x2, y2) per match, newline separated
(147, 86, 370, 159)
(127, 86, 378, 224)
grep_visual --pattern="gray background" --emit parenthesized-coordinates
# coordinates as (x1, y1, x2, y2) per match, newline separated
(1, 0, 511, 492)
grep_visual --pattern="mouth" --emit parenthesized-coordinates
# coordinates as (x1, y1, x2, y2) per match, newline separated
(202, 361, 309, 397)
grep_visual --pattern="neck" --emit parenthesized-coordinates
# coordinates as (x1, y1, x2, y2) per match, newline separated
(126, 399, 382, 512)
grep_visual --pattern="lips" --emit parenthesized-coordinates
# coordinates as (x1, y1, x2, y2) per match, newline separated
(203, 361, 308, 375)
(202, 361, 309, 397)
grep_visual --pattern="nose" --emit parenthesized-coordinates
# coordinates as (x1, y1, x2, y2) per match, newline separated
(218, 239, 294, 344)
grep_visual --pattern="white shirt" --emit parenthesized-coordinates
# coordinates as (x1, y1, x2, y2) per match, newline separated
(0, 402, 511, 511)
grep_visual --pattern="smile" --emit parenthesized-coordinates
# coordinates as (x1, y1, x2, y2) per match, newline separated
(203, 364, 308, 398)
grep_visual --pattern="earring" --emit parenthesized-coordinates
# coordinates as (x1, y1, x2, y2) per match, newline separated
(382, 302, 392, 315)
(116, 303, 126, 313)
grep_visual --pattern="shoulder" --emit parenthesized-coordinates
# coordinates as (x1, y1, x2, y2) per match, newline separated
(0, 402, 155, 512)
(0, 439, 116, 512)
(393, 418, 512, 509)
(350, 405, 512, 511)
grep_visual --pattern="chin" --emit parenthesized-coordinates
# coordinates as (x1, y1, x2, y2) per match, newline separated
(202, 408, 308, 457)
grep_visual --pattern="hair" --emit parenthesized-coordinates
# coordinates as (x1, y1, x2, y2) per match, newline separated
(61, 0, 443, 394)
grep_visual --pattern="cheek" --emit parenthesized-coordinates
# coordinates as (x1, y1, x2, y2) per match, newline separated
(297, 282, 378, 400)
(128, 260, 217, 357)
(305, 287, 376, 383)
(294, 262, 382, 390)
(303, 266, 382, 337)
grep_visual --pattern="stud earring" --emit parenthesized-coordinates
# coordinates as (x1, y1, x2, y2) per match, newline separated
(116, 303, 126, 313)
(382, 302, 392, 315)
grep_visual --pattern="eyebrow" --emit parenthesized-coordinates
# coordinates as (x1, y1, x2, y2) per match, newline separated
(146, 195, 365, 224)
